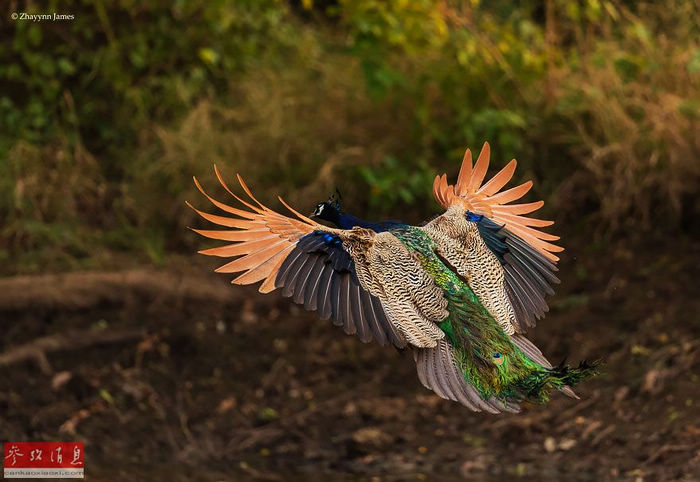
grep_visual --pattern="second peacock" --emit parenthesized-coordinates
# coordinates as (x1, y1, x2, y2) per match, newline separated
(189, 142, 598, 413)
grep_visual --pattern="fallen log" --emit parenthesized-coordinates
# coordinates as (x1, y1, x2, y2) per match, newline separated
(0, 269, 242, 312)
(0, 328, 145, 374)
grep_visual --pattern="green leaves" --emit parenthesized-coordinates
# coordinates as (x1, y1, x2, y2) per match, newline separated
(1, 0, 293, 152)
(359, 156, 435, 215)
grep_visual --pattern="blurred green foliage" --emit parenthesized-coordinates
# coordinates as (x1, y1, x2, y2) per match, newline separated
(359, 156, 436, 211)
(1, 0, 698, 273)
(2, 0, 292, 153)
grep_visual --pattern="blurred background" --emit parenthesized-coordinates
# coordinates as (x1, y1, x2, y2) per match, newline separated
(1, 0, 698, 480)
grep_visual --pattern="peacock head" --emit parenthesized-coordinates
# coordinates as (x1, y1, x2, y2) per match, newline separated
(311, 189, 342, 224)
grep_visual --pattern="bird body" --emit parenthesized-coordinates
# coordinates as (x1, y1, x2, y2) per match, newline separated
(189, 142, 597, 413)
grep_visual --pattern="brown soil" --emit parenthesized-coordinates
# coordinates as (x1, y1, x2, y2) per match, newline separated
(1, 238, 699, 481)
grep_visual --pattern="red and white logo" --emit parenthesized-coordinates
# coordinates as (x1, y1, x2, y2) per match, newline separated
(3, 442, 84, 479)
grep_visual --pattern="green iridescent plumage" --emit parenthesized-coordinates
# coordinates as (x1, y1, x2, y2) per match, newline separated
(391, 227, 598, 405)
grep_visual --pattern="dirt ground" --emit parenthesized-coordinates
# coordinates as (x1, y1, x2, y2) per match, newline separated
(1, 236, 698, 481)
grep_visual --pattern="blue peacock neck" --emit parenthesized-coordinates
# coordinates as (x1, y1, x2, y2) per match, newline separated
(335, 211, 404, 232)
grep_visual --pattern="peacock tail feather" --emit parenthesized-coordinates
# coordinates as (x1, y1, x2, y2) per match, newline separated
(390, 226, 598, 405)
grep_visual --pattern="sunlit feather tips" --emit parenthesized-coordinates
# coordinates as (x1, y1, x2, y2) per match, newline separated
(432, 142, 563, 261)
(187, 166, 328, 293)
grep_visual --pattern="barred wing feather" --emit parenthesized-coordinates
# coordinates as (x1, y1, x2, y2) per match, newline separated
(429, 143, 563, 332)
(432, 142, 563, 261)
(189, 168, 405, 348)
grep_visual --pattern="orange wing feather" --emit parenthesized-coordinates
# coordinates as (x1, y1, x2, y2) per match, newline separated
(189, 169, 329, 293)
(433, 142, 563, 262)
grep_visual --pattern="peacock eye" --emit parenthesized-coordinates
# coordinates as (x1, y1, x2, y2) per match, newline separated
(492, 352, 504, 365)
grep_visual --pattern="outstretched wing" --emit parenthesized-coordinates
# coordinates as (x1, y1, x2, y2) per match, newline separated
(189, 167, 405, 348)
(426, 143, 562, 332)
(432, 142, 563, 261)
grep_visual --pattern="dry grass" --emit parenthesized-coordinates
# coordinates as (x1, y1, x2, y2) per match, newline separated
(549, 2, 700, 229)
(128, 54, 423, 241)
(3, 139, 108, 270)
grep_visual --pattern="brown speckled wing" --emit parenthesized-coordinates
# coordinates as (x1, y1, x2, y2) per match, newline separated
(189, 167, 405, 348)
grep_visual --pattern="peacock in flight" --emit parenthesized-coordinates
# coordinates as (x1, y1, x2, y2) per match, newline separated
(189, 142, 597, 413)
